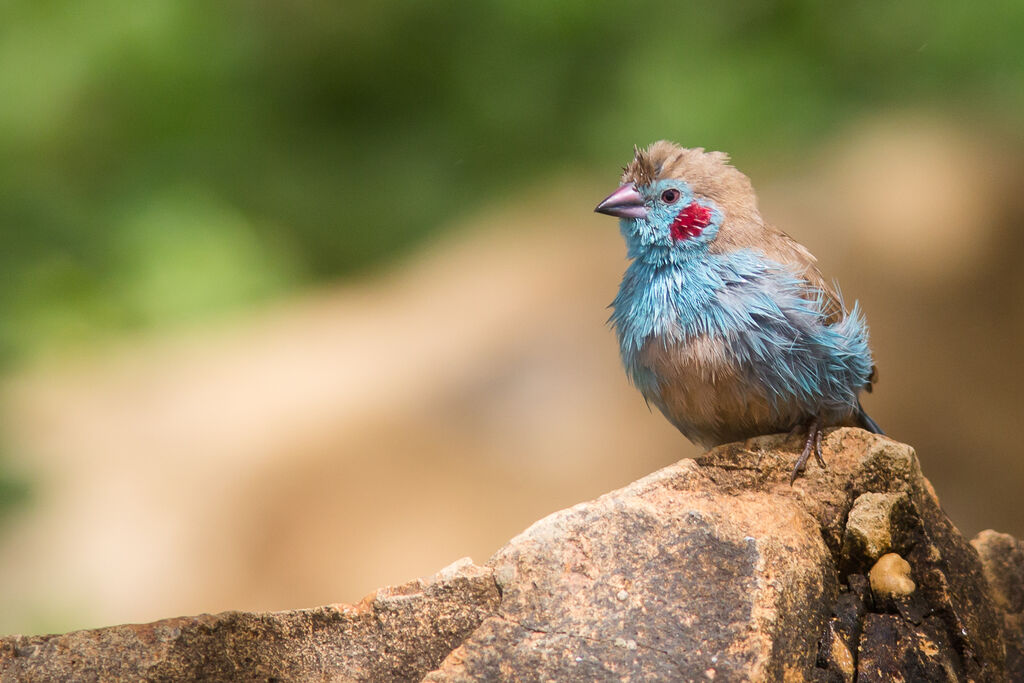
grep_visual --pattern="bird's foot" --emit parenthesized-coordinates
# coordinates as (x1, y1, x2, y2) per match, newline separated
(789, 419, 825, 485)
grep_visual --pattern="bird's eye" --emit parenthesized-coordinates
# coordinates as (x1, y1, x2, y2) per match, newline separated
(660, 189, 680, 204)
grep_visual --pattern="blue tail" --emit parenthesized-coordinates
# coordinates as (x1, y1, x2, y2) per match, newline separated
(856, 401, 884, 435)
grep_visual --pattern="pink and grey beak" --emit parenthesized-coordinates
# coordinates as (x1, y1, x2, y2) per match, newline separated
(595, 183, 647, 220)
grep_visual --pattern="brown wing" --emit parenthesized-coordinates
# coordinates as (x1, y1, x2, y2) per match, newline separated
(752, 225, 845, 324)
(754, 225, 878, 390)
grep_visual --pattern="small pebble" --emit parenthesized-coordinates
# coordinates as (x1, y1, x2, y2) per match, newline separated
(869, 552, 916, 599)
(616, 590, 629, 602)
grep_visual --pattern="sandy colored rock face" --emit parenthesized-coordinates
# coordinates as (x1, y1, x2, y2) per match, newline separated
(427, 462, 835, 681)
(0, 559, 500, 682)
(2, 428, 1023, 681)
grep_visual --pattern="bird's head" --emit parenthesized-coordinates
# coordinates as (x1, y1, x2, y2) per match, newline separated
(595, 141, 759, 264)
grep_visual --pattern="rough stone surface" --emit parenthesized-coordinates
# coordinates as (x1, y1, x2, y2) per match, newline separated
(0, 558, 499, 682)
(431, 464, 833, 681)
(427, 429, 1009, 681)
(425, 459, 834, 682)
(428, 430, 1011, 679)
(3, 428, 1023, 682)
(843, 491, 909, 564)
(857, 613, 962, 682)
(972, 529, 1024, 680)
(816, 573, 869, 682)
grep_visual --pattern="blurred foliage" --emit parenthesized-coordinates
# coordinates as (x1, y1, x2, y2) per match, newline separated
(0, 463, 29, 530)
(2, 0, 1024, 363)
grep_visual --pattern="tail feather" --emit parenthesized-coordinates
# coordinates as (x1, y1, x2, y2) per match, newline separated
(856, 401, 884, 435)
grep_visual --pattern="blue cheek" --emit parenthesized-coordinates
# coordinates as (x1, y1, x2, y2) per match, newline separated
(618, 181, 722, 262)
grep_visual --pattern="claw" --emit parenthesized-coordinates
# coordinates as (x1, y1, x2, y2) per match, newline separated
(789, 419, 827, 485)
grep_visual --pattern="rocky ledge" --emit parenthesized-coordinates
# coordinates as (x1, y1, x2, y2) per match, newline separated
(2, 429, 1022, 681)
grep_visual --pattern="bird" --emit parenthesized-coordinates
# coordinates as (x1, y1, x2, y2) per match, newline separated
(594, 141, 881, 483)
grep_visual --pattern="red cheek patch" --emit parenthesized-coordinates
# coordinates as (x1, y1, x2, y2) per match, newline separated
(670, 202, 712, 241)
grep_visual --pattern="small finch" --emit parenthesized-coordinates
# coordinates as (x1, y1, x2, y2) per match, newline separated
(595, 141, 881, 482)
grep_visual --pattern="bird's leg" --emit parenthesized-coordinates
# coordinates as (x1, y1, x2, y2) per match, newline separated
(813, 428, 825, 468)
(789, 418, 824, 485)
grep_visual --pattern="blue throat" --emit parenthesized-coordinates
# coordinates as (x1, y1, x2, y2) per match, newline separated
(611, 246, 773, 355)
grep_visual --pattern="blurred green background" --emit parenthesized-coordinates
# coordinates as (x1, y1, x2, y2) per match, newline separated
(4, 1, 1022, 363)
(1, 0, 1023, 634)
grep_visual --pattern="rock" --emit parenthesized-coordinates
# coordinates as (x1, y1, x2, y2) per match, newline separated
(428, 429, 1009, 681)
(973, 530, 1024, 614)
(817, 619, 856, 682)
(843, 492, 909, 565)
(427, 459, 835, 681)
(2, 428, 1022, 681)
(816, 574, 869, 682)
(857, 613, 962, 682)
(0, 558, 499, 682)
(972, 530, 1024, 680)
(869, 553, 916, 600)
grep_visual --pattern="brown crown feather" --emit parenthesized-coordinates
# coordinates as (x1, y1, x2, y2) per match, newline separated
(621, 141, 758, 215)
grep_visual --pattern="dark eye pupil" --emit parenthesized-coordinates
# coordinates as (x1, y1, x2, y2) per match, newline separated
(661, 189, 679, 203)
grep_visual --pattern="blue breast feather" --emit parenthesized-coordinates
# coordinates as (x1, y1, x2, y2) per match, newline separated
(610, 248, 874, 417)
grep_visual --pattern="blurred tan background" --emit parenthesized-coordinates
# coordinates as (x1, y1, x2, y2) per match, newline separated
(0, 3, 1022, 635)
